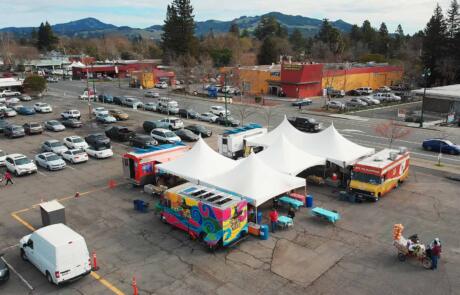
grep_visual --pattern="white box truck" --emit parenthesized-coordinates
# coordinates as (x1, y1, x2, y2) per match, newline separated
(19, 223, 91, 285)
(218, 124, 267, 159)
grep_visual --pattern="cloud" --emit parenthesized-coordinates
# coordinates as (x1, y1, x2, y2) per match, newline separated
(0, 0, 453, 33)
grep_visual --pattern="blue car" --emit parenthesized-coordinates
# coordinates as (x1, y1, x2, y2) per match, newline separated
(292, 99, 313, 107)
(422, 139, 460, 155)
(98, 94, 114, 103)
(17, 106, 36, 115)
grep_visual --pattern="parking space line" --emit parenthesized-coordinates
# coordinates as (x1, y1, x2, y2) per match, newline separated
(1, 256, 34, 291)
(66, 165, 76, 171)
(91, 272, 125, 295)
(37, 171, 48, 177)
(1, 243, 19, 253)
(10, 212, 36, 232)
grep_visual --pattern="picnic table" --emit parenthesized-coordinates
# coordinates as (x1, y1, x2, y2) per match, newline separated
(311, 207, 340, 223)
(278, 196, 304, 210)
(277, 215, 293, 229)
(288, 193, 306, 206)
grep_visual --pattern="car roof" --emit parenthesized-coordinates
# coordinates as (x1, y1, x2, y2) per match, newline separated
(66, 135, 81, 139)
(154, 128, 169, 132)
(8, 153, 26, 159)
(45, 139, 60, 143)
(39, 152, 57, 157)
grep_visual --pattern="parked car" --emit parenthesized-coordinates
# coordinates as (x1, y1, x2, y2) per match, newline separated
(85, 144, 113, 159)
(155, 81, 168, 89)
(144, 102, 158, 112)
(92, 107, 108, 116)
(422, 139, 460, 155)
(85, 133, 111, 146)
(215, 116, 240, 127)
(158, 101, 179, 114)
(1, 108, 17, 117)
(23, 122, 43, 135)
(5, 97, 20, 105)
(142, 120, 169, 133)
(44, 120, 66, 132)
(377, 86, 392, 92)
(404, 111, 422, 123)
(64, 136, 89, 150)
(34, 102, 53, 113)
(20, 95, 32, 101)
(61, 118, 83, 128)
(19, 224, 91, 285)
(361, 96, 381, 105)
(4, 124, 25, 138)
(61, 148, 89, 164)
(0, 90, 21, 97)
(129, 134, 158, 149)
(61, 109, 81, 120)
(178, 108, 198, 119)
(145, 91, 160, 98)
(160, 117, 184, 130)
(0, 253, 9, 283)
(105, 126, 135, 141)
(373, 93, 401, 102)
(0, 119, 8, 133)
(109, 109, 129, 121)
(113, 96, 124, 105)
(123, 97, 143, 108)
(150, 128, 182, 143)
(349, 87, 373, 96)
(41, 139, 68, 155)
(5, 153, 37, 176)
(98, 94, 114, 103)
(46, 76, 59, 83)
(198, 112, 218, 123)
(327, 88, 345, 98)
(210, 106, 231, 117)
(0, 149, 6, 166)
(348, 98, 368, 107)
(10, 102, 23, 111)
(184, 124, 212, 137)
(287, 117, 322, 132)
(326, 100, 345, 110)
(17, 106, 36, 115)
(35, 152, 66, 171)
(292, 99, 313, 107)
(96, 113, 117, 124)
(174, 129, 199, 142)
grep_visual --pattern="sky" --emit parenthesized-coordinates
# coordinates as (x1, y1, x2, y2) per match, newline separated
(0, 0, 453, 34)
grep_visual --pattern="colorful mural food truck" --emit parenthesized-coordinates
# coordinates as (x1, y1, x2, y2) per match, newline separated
(159, 183, 249, 250)
(349, 148, 410, 201)
(122, 144, 190, 186)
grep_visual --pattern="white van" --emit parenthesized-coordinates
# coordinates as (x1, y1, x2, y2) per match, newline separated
(20, 224, 91, 285)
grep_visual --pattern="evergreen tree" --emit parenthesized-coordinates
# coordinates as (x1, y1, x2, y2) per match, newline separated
(349, 24, 361, 42)
(257, 36, 291, 64)
(361, 20, 376, 46)
(36, 21, 58, 52)
(377, 22, 390, 56)
(447, 0, 459, 38)
(289, 28, 305, 52)
(229, 22, 240, 36)
(254, 16, 286, 40)
(422, 4, 448, 85)
(392, 24, 405, 54)
(316, 19, 343, 55)
(240, 29, 250, 38)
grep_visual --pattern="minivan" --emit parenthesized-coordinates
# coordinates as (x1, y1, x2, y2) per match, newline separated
(20, 224, 91, 285)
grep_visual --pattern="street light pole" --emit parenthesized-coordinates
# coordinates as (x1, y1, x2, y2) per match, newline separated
(419, 68, 431, 128)
(86, 67, 91, 120)
(224, 73, 228, 127)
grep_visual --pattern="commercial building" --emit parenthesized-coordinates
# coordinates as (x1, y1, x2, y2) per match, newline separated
(412, 84, 460, 122)
(130, 68, 176, 89)
(239, 65, 281, 96)
(71, 60, 159, 79)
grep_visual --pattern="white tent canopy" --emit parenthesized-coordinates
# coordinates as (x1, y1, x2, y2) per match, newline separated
(157, 138, 237, 183)
(202, 153, 306, 207)
(257, 135, 326, 175)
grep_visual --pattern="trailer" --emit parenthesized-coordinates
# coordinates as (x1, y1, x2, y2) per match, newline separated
(159, 183, 249, 250)
(122, 144, 190, 186)
(217, 124, 267, 159)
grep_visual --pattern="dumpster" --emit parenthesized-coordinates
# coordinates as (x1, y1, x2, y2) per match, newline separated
(260, 224, 269, 240)
(306, 195, 314, 208)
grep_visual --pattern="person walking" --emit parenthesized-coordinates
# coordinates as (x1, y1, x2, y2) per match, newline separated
(269, 208, 279, 233)
(431, 239, 442, 270)
(4, 171, 13, 186)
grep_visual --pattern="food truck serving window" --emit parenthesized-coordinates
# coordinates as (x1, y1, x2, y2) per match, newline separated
(351, 172, 382, 184)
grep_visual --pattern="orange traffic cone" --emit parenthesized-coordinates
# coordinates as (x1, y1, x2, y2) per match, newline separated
(108, 179, 116, 189)
(132, 276, 139, 295)
(75, 192, 80, 198)
(91, 251, 99, 271)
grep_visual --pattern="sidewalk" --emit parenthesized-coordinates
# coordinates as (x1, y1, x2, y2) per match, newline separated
(411, 158, 460, 177)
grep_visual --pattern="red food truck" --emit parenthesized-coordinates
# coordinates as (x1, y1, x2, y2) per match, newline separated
(122, 144, 190, 186)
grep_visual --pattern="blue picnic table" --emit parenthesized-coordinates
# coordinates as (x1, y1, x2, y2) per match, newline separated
(278, 196, 304, 210)
(277, 215, 293, 229)
(311, 207, 340, 223)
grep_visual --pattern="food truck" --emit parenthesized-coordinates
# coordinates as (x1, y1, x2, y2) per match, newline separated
(159, 183, 249, 250)
(122, 144, 190, 186)
(349, 148, 410, 201)
(218, 124, 267, 159)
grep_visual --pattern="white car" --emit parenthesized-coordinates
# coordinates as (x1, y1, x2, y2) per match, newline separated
(2, 107, 17, 117)
(35, 152, 66, 171)
(5, 153, 37, 176)
(363, 96, 381, 105)
(6, 97, 20, 105)
(123, 97, 143, 108)
(79, 91, 96, 100)
(61, 110, 81, 120)
(61, 148, 89, 164)
(34, 102, 53, 113)
(44, 120, 66, 132)
(326, 101, 345, 110)
(64, 136, 89, 149)
(144, 102, 157, 111)
(20, 95, 32, 101)
(92, 107, 108, 116)
(150, 128, 182, 144)
(0, 90, 21, 97)
(96, 113, 117, 123)
(160, 117, 184, 130)
(373, 92, 401, 102)
(41, 140, 68, 155)
(0, 149, 6, 166)
(145, 91, 160, 98)
(85, 145, 113, 159)
(10, 103, 24, 111)
(198, 112, 218, 123)
(210, 106, 231, 117)
(155, 81, 168, 89)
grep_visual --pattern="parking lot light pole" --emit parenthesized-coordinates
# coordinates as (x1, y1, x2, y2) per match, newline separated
(419, 68, 431, 128)
(224, 75, 228, 127)
(86, 67, 91, 120)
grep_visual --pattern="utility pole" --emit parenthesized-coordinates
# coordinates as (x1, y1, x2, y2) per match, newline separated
(86, 67, 91, 120)
(224, 73, 228, 127)
(419, 68, 431, 128)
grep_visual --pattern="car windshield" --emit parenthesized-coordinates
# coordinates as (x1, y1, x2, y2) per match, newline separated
(351, 172, 382, 185)
(13, 126, 23, 131)
(30, 123, 40, 127)
(444, 140, 455, 146)
(14, 158, 31, 165)
(73, 137, 84, 143)
(50, 142, 63, 147)
(164, 131, 176, 138)
(47, 155, 60, 161)
(49, 121, 58, 125)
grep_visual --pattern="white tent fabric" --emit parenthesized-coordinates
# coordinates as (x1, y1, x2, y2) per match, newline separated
(157, 138, 237, 183)
(257, 135, 326, 175)
(202, 153, 305, 207)
(68, 61, 85, 68)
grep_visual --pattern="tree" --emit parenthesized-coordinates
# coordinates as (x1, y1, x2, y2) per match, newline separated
(349, 24, 361, 42)
(254, 16, 287, 40)
(289, 28, 305, 53)
(36, 22, 58, 52)
(447, 0, 460, 38)
(23, 75, 47, 94)
(361, 20, 376, 46)
(234, 105, 257, 125)
(257, 36, 291, 64)
(229, 22, 240, 36)
(261, 106, 278, 129)
(374, 120, 411, 148)
(241, 29, 250, 38)
(316, 19, 344, 58)
(210, 48, 232, 67)
(392, 24, 405, 53)
(377, 22, 390, 56)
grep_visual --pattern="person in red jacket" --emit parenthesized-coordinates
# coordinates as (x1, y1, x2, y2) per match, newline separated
(269, 209, 279, 233)
(430, 239, 442, 270)
(4, 171, 13, 186)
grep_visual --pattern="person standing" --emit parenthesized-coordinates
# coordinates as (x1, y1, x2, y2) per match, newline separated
(4, 171, 13, 186)
(287, 206, 296, 220)
(269, 209, 279, 233)
(431, 240, 442, 270)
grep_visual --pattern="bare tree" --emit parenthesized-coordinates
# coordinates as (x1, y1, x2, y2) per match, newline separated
(234, 104, 257, 125)
(172, 54, 198, 94)
(374, 120, 411, 148)
(261, 106, 279, 129)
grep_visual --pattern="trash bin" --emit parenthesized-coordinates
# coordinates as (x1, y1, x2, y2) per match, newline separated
(259, 224, 269, 240)
(257, 212, 263, 224)
(306, 195, 314, 208)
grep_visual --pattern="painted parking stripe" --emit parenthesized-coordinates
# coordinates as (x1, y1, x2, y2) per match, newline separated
(37, 171, 48, 177)
(1, 256, 34, 291)
(66, 165, 76, 171)
(0, 244, 19, 252)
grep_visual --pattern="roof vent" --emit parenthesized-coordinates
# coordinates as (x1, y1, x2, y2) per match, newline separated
(398, 147, 408, 154)
(374, 157, 383, 162)
(389, 152, 398, 161)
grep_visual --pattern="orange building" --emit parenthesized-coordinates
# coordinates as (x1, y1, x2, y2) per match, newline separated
(238, 65, 281, 95)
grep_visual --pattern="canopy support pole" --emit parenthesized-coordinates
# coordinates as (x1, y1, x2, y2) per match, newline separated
(255, 206, 258, 224)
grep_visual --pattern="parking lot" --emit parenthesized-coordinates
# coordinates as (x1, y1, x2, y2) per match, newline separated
(0, 80, 459, 294)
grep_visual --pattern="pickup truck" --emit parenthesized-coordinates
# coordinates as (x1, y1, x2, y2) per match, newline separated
(288, 117, 322, 133)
